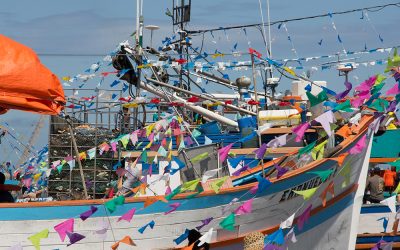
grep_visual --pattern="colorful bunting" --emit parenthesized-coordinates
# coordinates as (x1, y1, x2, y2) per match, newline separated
(211, 176, 229, 194)
(219, 213, 236, 231)
(117, 208, 136, 222)
(320, 181, 335, 207)
(66, 231, 85, 246)
(28, 229, 49, 250)
(80, 205, 98, 221)
(218, 143, 233, 162)
(54, 218, 74, 242)
(138, 220, 155, 234)
(297, 204, 312, 231)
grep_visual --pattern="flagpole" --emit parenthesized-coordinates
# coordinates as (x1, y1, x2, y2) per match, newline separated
(251, 53, 265, 178)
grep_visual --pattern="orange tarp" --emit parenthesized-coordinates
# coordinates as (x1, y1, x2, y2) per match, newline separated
(0, 35, 65, 115)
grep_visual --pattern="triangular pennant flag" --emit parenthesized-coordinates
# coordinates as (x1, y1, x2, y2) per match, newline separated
(192, 129, 202, 138)
(219, 213, 235, 231)
(28, 229, 49, 250)
(297, 204, 312, 231)
(181, 179, 201, 192)
(211, 176, 228, 194)
(198, 228, 213, 247)
(267, 134, 287, 148)
(266, 228, 284, 245)
(298, 141, 316, 158)
(87, 147, 96, 160)
(66, 231, 85, 246)
(380, 195, 397, 214)
(377, 217, 389, 233)
(218, 143, 233, 162)
(329, 153, 348, 167)
(80, 205, 98, 221)
(349, 134, 367, 154)
(292, 123, 310, 142)
(204, 136, 213, 145)
(166, 186, 182, 200)
(118, 208, 136, 222)
(315, 110, 336, 137)
(254, 143, 268, 159)
(111, 236, 136, 250)
(340, 162, 351, 188)
(138, 220, 155, 234)
(144, 196, 159, 208)
(196, 217, 214, 231)
(286, 228, 297, 243)
(306, 90, 328, 107)
(311, 140, 328, 160)
(334, 99, 353, 112)
(307, 169, 334, 182)
(234, 199, 253, 215)
(164, 202, 181, 215)
(54, 218, 74, 242)
(254, 174, 272, 194)
(173, 229, 190, 245)
(319, 181, 335, 207)
(280, 213, 295, 229)
(293, 187, 318, 200)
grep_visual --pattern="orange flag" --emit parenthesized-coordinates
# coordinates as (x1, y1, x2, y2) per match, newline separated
(319, 181, 335, 207)
(336, 125, 351, 138)
(144, 196, 159, 208)
(111, 236, 136, 250)
(182, 243, 195, 250)
(329, 153, 349, 167)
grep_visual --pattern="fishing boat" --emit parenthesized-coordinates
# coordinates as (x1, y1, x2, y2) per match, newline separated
(0, 113, 374, 249)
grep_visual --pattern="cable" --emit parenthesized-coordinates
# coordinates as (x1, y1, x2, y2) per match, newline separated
(187, 2, 400, 34)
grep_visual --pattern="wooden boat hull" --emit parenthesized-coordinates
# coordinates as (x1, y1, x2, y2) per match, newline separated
(0, 126, 372, 249)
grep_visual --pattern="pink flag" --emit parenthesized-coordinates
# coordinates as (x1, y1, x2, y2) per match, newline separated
(99, 143, 110, 155)
(110, 141, 118, 152)
(292, 123, 310, 142)
(218, 143, 233, 162)
(165, 186, 171, 195)
(54, 218, 74, 242)
(148, 132, 155, 142)
(386, 83, 400, 95)
(297, 204, 312, 231)
(349, 134, 367, 155)
(355, 75, 377, 92)
(250, 185, 258, 194)
(130, 131, 138, 145)
(351, 91, 371, 108)
(234, 199, 253, 215)
(164, 202, 181, 215)
(315, 111, 335, 137)
(118, 208, 136, 222)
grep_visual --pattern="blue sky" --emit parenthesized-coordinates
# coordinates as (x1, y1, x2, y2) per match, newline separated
(0, 0, 399, 163)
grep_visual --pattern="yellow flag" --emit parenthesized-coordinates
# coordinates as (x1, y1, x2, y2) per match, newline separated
(311, 140, 328, 160)
(293, 187, 318, 200)
(33, 173, 42, 182)
(146, 123, 155, 137)
(283, 66, 296, 76)
(177, 116, 183, 123)
(62, 76, 71, 81)
(211, 176, 229, 194)
(28, 229, 49, 250)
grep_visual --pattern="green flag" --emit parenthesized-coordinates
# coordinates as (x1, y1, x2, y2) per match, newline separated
(298, 141, 317, 159)
(220, 213, 236, 231)
(141, 150, 148, 163)
(334, 100, 353, 112)
(105, 199, 117, 213)
(293, 187, 318, 200)
(306, 90, 328, 107)
(340, 162, 351, 188)
(28, 229, 49, 250)
(114, 195, 125, 205)
(181, 179, 201, 192)
(191, 152, 209, 163)
(307, 169, 334, 182)
(211, 176, 229, 194)
(368, 99, 389, 112)
(166, 186, 182, 200)
(192, 129, 202, 138)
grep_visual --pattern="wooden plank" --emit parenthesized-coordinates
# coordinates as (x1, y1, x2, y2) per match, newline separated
(369, 157, 397, 163)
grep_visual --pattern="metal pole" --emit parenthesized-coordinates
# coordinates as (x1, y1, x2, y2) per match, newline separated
(251, 54, 265, 177)
(66, 118, 89, 199)
(145, 77, 256, 116)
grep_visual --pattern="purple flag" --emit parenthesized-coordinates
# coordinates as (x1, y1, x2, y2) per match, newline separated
(196, 217, 214, 230)
(297, 204, 312, 230)
(232, 165, 249, 176)
(254, 143, 268, 159)
(66, 232, 85, 246)
(292, 123, 310, 142)
(275, 164, 289, 179)
(80, 206, 98, 221)
(336, 81, 352, 100)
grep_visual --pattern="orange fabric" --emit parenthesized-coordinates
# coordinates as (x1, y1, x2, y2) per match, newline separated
(319, 181, 335, 207)
(330, 153, 349, 167)
(336, 125, 351, 138)
(119, 236, 136, 246)
(0, 35, 65, 114)
(182, 243, 195, 250)
(383, 170, 396, 187)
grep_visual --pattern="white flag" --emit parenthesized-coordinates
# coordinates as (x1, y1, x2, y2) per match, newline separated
(198, 228, 213, 246)
(380, 195, 397, 214)
(280, 213, 295, 229)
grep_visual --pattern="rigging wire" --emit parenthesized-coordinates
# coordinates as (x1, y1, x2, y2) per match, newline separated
(186, 2, 400, 34)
